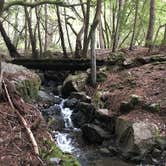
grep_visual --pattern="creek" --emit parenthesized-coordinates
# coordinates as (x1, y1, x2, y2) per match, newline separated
(41, 95, 134, 166)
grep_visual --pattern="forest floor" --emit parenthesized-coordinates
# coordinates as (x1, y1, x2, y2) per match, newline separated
(0, 101, 50, 165)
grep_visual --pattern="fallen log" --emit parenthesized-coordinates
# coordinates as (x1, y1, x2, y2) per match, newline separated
(10, 58, 106, 71)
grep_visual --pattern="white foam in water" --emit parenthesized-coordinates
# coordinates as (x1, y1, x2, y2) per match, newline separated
(55, 132, 74, 153)
(54, 98, 75, 153)
(59, 99, 74, 128)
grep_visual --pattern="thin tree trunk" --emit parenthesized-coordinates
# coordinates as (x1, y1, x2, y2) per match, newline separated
(64, 7, 73, 55)
(99, 16, 104, 49)
(145, 0, 155, 48)
(44, 4, 48, 52)
(82, 0, 90, 57)
(129, 0, 139, 50)
(161, 24, 166, 46)
(24, 11, 28, 53)
(35, 4, 42, 56)
(75, 25, 84, 58)
(90, 0, 102, 86)
(112, 0, 122, 52)
(0, 22, 20, 58)
(56, 5, 67, 58)
(91, 30, 96, 86)
(25, 7, 38, 58)
(13, 7, 19, 48)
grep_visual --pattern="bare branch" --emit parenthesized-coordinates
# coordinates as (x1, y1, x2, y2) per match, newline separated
(3, 0, 86, 11)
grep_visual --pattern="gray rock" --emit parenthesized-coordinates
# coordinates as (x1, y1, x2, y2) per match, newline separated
(70, 92, 91, 103)
(100, 148, 110, 154)
(48, 116, 65, 131)
(115, 118, 158, 159)
(120, 95, 142, 113)
(2, 62, 41, 100)
(49, 157, 61, 165)
(63, 98, 78, 109)
(82, 124, 111, 144)
(61, 73, 88, 97)
(41, 105, 61, 118)
(71, 102, 95, 127)
(148, 103, 160, 112)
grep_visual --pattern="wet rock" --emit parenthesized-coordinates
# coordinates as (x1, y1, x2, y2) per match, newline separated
(115, 118, 158, 159)
(61, 73, 88, 97)
(155, 137, 166, 150)
(108, 146, 118, 155)
(82, 124, 111, 144)
(38, 90, 62, 105)
(100, 148, 110, 154)
(49, 157, 62, 165)
(48, 116, 65, 131)
(152, 148, 162, 159)
(41, 105, 61, 118)
(63, 98, 79, 109)
(70, 92, 91, 103)
(71, 102, 96, 127)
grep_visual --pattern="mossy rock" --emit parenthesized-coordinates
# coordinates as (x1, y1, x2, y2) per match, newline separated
(108, 52, 126, 65)
(2, 62, 41, 101)
(40, 140, 80, 166)
(16, 77, 41, 101)
(97, 72, 107, 83)
(61, 72, 88, 97)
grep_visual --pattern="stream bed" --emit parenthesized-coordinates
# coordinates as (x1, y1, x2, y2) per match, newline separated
(41, 96, 134, 166)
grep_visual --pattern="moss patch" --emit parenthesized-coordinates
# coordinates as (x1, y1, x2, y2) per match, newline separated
(40, 140, 80, 166)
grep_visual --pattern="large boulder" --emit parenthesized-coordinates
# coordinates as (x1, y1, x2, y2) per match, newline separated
(71, 102, 95, 128)
(61, 73, 88, 97)
(82, 124, 111, 144)
(115, 118, 158, 159)
(2, 62, 41, 101)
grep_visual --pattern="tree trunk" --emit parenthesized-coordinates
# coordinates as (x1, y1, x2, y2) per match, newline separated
(82, 0, 90, 57)
(91, 29, 96, 87)
(56, 5, 67, 58)
(24, 7, 38, 58)
(44, 4, 48, 52)
(161, 24, 166, 46)
(112, 0, 123, 52)
(145, 0, 155, 48)
(13, 7, 19, 48)
(35, 3, 42, 56)
(0, 22, 20, 58)
(75, 25, 84, 58)
(129, 0, 139, 50)
(64, 7, 73, 55)
(90, 0, 102, 86)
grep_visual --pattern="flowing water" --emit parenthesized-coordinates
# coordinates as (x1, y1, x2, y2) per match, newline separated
(48, 97, 134, 166)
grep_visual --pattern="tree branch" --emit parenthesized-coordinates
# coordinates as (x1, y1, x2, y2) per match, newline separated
(3, 0, 86, 11)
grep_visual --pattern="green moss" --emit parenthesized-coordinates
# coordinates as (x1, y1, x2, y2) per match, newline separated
(40, 140, 80, 166)
(108, 52, 126, 65)
(16, 77, 41, 101)
(97, 72, 107, 83)
(92, 91, 105, 108)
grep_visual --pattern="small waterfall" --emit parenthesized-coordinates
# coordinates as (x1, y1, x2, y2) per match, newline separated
(54, 98, 77, 153)
(59, 100, 73, 128)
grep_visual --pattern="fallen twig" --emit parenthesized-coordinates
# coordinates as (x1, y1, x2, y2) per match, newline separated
(2, 79, 39, 155)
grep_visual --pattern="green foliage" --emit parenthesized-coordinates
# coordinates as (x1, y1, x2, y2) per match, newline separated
(40, 140, 80, 166)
